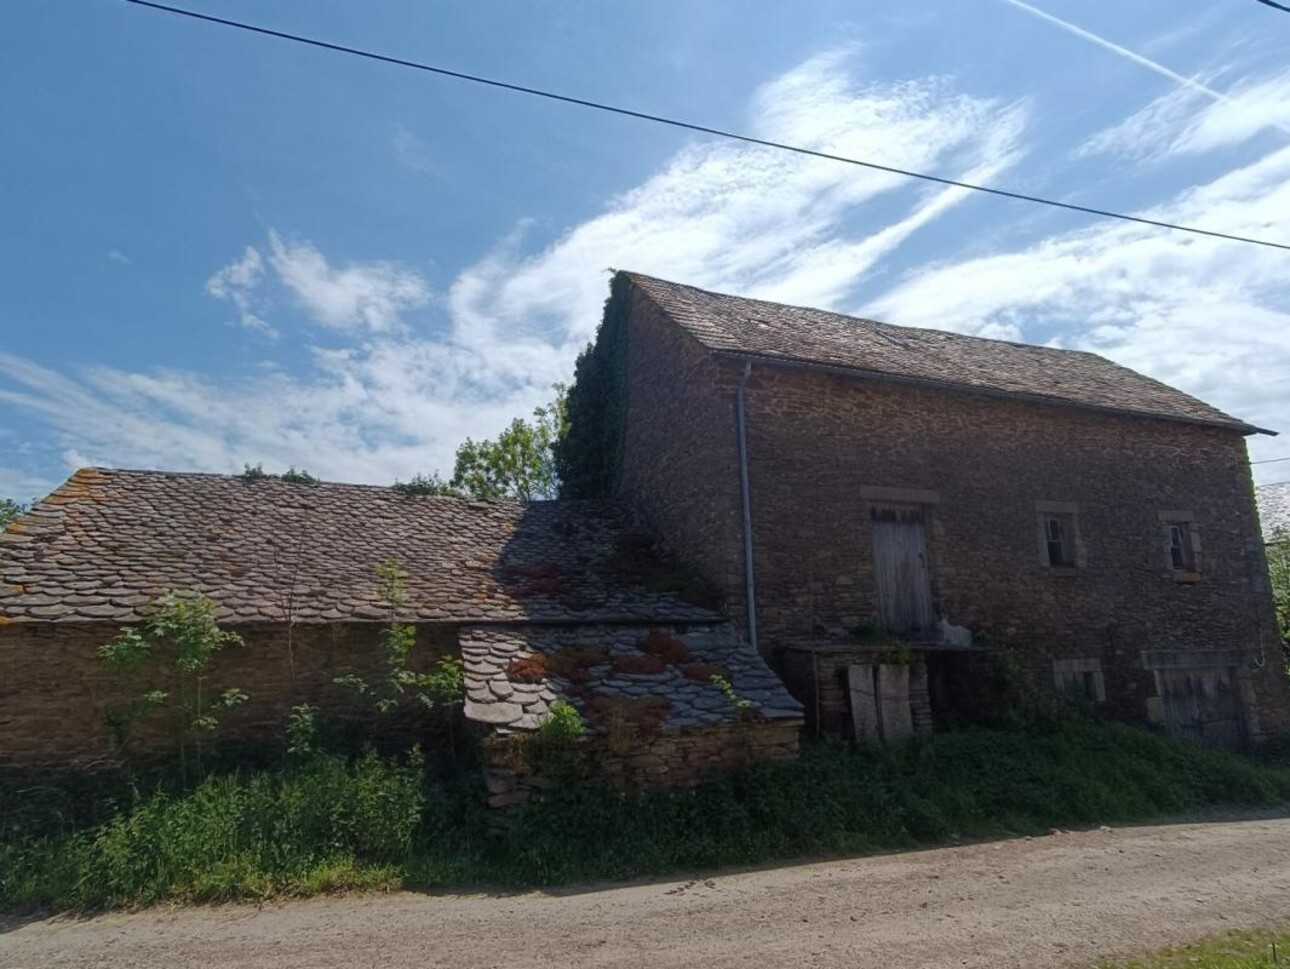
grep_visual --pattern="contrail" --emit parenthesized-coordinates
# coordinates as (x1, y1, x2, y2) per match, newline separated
(1003, 0, 1235, 106)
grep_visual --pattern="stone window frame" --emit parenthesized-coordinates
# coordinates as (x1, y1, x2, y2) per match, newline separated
(1052, 657, 1106, 703)
(1157, 510, 1201, 583)
(1035, 500, 1086, 573)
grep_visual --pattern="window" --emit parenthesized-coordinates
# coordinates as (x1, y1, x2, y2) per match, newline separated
(1168, 522, 1195, 571)
(1053, 658, 1105, 702)
(1043, 514, 1075, 567)
(1036, 501, 1082, 570)
(1158, 512, 1200, 578)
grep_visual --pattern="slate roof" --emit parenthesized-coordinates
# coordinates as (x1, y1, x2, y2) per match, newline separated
(1256, 482, 1290, 541)
(625, 272, 1266, 434)
(460, 622, 801, 733)
(0, 468, 721, 626)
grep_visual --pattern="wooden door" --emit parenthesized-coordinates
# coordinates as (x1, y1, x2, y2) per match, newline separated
(1159, 667, 1244, 747)
(871, 508, 935, 635)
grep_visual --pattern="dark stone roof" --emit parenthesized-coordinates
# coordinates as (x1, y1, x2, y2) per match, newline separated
(460, 622, 802, 733)
(0, 468, 721, 625)
(625, 272, 1263, 434)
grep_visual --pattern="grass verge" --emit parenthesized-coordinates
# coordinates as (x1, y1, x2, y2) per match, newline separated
(1102, 927, 1290, 968)
(3, 722, 1290, 912)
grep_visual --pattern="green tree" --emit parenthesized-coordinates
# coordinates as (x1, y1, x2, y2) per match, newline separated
(1268, 533, 1290, 660)
(400, 387, 567, 501)
(0, 498, 27, 529)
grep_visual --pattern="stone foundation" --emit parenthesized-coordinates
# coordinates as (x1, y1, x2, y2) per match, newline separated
(481, 719, 802, 813)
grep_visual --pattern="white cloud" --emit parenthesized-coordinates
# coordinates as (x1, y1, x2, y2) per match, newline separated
(10, 46, 1290, 492)
(391, 123, 442, 176)
(1079, 69, 1290, 162)
(266, 231, 431, 333)
(449, 52, 1027, 352)
(205, 246, 276, 338)
(107, 249, 132, 266)
(1, 50, 1024, 490)
(867, 113, 1290, 475)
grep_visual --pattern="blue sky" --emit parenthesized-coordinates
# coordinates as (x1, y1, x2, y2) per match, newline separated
(4, 0, 1290, 500)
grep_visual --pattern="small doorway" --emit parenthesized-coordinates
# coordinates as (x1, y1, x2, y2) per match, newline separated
(1158, 666, 1244, 747)
(871, 506, 935, 635)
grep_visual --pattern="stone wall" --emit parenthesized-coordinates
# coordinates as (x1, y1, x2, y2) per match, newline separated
(480, 719, 801, 812)
(617, 302, 1290, 737)
(0, 621, 456, 769)
(619, 288, 748, 629)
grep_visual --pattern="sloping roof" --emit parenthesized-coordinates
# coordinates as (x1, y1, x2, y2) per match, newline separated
(0, 468, 721, 625)
(460, 622, 801, 733)
(1256, 482, 1290, 541)
(624, 272, 1265, 434)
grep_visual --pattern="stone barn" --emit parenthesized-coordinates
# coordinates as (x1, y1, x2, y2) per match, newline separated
(0, 469, 801, 802)
(567, 271, 1290, 746)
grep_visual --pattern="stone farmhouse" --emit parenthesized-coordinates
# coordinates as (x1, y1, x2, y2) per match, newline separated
(2, 271, 1288, 791)
(596, 272, 1290, 747)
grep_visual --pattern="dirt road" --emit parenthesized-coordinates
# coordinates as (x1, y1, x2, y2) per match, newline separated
(5, 816, 1290, 969)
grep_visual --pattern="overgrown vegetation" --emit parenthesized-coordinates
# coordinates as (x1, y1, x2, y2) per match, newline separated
(1267, 532, 1290, 672)
(240, 463, 318, 484)
(0, 497, 28, 529)
(7, 722, 1290, 912)
(333, 559, 465, 753)
(554, 274, 631, 499)
(98, 593, 248, 780)
(397, 388, 567, 501)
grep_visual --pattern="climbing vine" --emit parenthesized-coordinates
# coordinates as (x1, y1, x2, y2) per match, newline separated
(553, 273, 632, 499)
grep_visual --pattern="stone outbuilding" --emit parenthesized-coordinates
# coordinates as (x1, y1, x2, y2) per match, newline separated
(575, 271, 1290, 746)
(0, 468, 801, 788)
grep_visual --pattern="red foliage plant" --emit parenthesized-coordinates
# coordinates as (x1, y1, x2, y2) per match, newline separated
(638, 630, 692, 666)
(587, 694, 672, 736)
(611, 653, 669, 675)
(505, 653, 548, 683)
(680, 662, 730, 683)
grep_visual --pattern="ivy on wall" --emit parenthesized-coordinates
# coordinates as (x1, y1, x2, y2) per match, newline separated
(553, 273, 632, 499)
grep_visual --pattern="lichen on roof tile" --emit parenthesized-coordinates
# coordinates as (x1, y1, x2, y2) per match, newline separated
(0, 469, 724, 625)
(624, 272, 1260, 433)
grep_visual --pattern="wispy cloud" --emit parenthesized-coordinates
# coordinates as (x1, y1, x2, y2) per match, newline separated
(266, 231, 432, 334)
(205, 246, 276, 338)
(106, 249, 132, 266)
(1078, 68, 1290, 161)
(391, 123, 442, 176)
(0, 50, 1022, 489)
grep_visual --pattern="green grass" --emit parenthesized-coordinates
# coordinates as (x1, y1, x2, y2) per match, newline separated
(4, 722, 1290, 912)
(1102, 927, 1290, 968)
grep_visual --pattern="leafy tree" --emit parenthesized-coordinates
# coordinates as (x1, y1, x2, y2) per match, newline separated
(1268, 533, 1290, 669)
(0, 498, 28, 529)
(399, 387, 567, 501)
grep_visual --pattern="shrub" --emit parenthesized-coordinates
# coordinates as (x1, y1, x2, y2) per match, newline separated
(7, 722, 1290, 911)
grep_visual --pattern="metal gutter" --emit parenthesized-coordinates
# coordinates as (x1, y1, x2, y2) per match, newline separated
(736, 360, 759, 653)
(711, 350, 1276, 437)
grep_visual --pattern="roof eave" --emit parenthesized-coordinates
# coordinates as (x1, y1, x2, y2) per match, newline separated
(711, 349, 1276, 437)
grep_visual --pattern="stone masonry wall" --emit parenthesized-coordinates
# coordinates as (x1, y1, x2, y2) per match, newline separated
(481, 719, 801, 812)
(0, 621, 456, 769)
(739, 363, 1290, 735)
(615, 297, 1290, 737)
(619, 288, 748, 631)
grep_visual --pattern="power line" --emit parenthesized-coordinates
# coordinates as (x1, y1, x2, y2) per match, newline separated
(1255, 0, 1290, 12)
(124, 0, 1290, 253)
(1252, 456, 1290, 465)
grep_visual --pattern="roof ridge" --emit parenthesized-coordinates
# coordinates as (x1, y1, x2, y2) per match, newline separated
(623, 270, 1116, 361)
(618, 270, 1267, 435)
